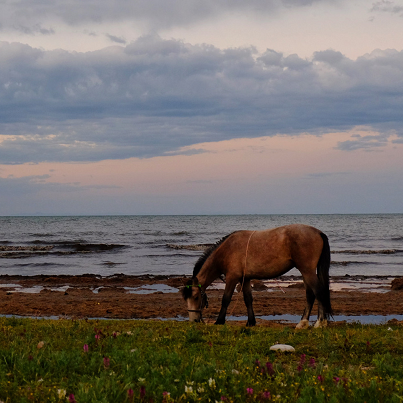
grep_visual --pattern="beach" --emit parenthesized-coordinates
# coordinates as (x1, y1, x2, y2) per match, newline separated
(1, 274, 403, 324)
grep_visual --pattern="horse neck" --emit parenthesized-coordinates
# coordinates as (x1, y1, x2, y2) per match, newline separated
(197, 259, 218, 290)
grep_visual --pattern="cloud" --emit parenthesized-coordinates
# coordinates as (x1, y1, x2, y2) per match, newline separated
(336, 133, 391, 151)
(105, 34, 127, 44)
(0, 37, 403, 163)
(1, 0, 342, 32)
(371, 1, 403, 17)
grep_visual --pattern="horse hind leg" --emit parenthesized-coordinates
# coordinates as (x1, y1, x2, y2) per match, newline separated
(300, 272, 328, 329)
(242, 279, 256, 327)
(296, 286, 315, 329)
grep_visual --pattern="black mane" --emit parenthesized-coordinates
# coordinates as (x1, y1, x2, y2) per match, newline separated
(192, 232, 235, 277)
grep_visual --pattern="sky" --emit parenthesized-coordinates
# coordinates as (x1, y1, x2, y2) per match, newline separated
(0, 0, 403, 215)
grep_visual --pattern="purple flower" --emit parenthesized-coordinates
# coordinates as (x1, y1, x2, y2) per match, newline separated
(95, 334, 100, 341)
(83, 344, 89, 353)
(103, 357, 110, 368)
(221, 396, 227, 401)
(127, 388, 134, 398)
(309, 358, 316, 368)
(247, 388, 254, 395)
(297, 365, 303, 373)
(140, 385, 146, 399)
(299, 354, 306, 365)
(255, 359, 261, 367)
(317, 375, 324, 383)
(68, 394, 77, 403)
(333, 376, 340, 385)
(262, 391, 271, 399)
(265, 362, 275, 376)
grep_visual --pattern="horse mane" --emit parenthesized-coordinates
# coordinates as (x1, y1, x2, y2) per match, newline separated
(192, 232, 235, 277)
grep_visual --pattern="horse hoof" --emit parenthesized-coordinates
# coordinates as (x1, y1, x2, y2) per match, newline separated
(313, 319, 328, 328)
(295, 319, 310, 329)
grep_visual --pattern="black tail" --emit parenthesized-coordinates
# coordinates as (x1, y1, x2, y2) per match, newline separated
(317, 232, 333, 318)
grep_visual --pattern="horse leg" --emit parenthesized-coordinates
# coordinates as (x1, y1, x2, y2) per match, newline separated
(215, 279, 237, 325)
(300, 272, 328, 329)
(242, 279, 256, 327)
(296, 286, 315, 329)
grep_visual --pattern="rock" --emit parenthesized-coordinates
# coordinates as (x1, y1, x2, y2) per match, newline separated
(269, 344, 295, 352)
(391, 278, 403, 290)
(251, 280, 268, 291)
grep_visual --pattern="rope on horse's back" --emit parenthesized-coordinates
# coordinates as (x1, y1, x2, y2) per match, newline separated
(228, 231, 256, 317)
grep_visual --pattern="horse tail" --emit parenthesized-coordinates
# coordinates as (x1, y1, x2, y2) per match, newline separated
(317, 232, 333, 318)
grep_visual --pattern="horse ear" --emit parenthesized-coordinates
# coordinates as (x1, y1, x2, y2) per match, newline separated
(181, 278, 193, 300)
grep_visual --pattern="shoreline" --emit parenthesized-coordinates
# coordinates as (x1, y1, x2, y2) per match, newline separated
(1, 274, 403, 322)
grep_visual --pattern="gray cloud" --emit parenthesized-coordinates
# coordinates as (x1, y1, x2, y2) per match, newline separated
(1, 0, 343, 32)
(0, 37, 403, 163)
(371, 1, 403, 16)
(105, 34, 127, 44)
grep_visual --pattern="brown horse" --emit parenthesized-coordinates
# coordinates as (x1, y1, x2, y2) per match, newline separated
(182, 224, 332, 328)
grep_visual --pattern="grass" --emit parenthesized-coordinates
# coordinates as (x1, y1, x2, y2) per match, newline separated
(1, 317, 403, 402)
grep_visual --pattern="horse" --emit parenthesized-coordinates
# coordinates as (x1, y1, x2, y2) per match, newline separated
(182, 224, 332, 329)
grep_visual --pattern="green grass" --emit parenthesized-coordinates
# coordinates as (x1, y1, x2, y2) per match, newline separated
(1, 317, 403, 402)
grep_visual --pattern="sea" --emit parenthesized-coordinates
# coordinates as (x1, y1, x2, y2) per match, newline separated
(0, 214, 402, 280)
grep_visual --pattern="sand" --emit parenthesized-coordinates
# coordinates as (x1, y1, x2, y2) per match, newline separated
(0, 274, 402, 325)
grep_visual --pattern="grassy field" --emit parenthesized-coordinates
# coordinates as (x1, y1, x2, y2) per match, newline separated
(1, 317, 403, 402)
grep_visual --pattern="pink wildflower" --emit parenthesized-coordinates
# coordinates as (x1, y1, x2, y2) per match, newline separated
(297, 365, 303, 373)
(262, 391, 271, 399)
(317, 375, 324, 383)
(127, 389, 134, 399)
(83, 344, 89, 353)
(309, 358, 316, 368)
(103, 357, 110, 368)
(333, 377, 340, 385)
(299, 354, 306, 365)
(95, 334, 100, 341)
(247, 388, 254, 395)
(68, 394, 77, 403)
(221, 396, 227, 401)
(265, 362, 275, 376)
(140, 385, 146, 399)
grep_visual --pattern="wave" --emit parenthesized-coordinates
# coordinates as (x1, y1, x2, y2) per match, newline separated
(166, 243, 214, 251)
(332, 249, 398, 255)
(0, 242, 126, 258)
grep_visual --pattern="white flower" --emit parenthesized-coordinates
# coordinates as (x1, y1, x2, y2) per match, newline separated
(185, 386, 193, 393)
(197, 387, 205, 393)
(138, 378, 145, 382)
(208, 378, 216, 388)
(232, 369, 239, 375)
(126, 331, 133, 335)
(57, 389, 66, 399)
(174, 379, 180, 383)
(186, 381, 194, 385)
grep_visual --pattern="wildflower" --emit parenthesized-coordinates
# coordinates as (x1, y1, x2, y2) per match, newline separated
(127, 388, 134, 398)
(140, 385, 146, 398)
(138, 378, 146, 383)
(185, 386, 193, 394)
(333, 377, 340, 385)
(68, 394, 77, 403)
(247, 388, 254, 395)
(262, 391, 271, 399)
(127, 331, 133, 335)
(95, 334, 100, 341)
(163, 391, 170, 397)
(297, 365, 303, 373)
(103, 357, 110, 368)
(266, 362, 275, 376)
(255, 359, 261, 367)
(299, 354, 306, 365)
(309, 358, 316, 368)
(37, 341, 45, 349)
(197, 387, 205, 393)
(83, 344, 89, 353)
(113, 332, 117, 338)
(317, 375, 324, 383)
(221, 396, 227, 401)
(57, 389, 66, 399)
(208, 378, 216, 388)
(232, 369, 239, 375)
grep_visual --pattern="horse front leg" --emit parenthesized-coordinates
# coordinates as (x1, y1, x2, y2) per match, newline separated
(242, 279, 256, 327)
(215, 279, 237, 325)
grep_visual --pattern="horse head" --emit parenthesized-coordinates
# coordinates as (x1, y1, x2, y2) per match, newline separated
(181, 277, 208, 322)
